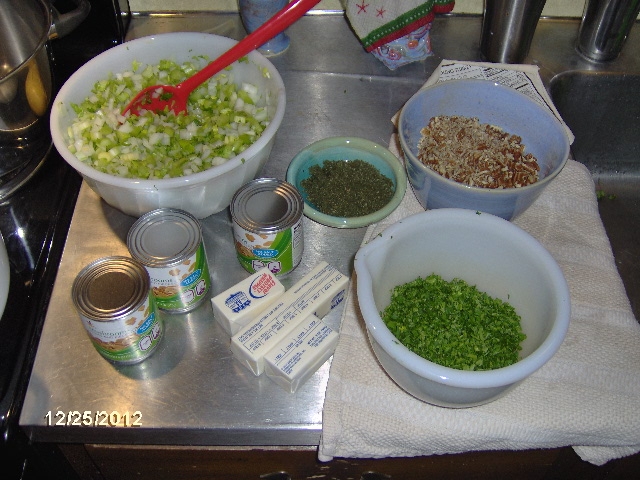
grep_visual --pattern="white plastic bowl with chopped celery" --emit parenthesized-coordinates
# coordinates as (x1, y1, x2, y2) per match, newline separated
(51, 32, 286, 218)
(69, 57, 270, 179)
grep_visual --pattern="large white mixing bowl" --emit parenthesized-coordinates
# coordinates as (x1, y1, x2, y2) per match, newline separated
(50, 32, 286, 218)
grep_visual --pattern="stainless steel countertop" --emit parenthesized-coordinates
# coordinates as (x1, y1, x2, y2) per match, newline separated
(19, 13, 640, 446)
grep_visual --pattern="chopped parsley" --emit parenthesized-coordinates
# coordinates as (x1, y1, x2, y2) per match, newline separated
(301, 159, 394, 217)
(596, 190, 616, 201)
(382, 274, 526, 371)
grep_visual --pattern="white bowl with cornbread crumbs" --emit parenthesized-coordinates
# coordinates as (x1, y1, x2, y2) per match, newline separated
(398, 79, 570, 221)
(354, 208, 571, 408)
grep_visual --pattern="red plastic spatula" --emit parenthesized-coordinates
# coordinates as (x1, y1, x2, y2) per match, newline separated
(122, 0, 320, 117)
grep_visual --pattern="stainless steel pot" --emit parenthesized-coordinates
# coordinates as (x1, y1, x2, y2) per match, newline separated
(0, 0, 89, 187)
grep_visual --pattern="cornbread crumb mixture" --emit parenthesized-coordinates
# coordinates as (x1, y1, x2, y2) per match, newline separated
(417, 115, 540, 188)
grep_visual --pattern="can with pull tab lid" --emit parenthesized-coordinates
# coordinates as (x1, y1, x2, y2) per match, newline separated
(127, 208, 211, 313)
(230, 178, 304, 276)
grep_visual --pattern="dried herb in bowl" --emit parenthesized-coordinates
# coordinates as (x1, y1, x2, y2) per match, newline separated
(301, 159, 394, 217)
(382, 274, 526, 371)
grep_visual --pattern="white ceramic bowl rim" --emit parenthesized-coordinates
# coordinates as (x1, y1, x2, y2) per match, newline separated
(50, 32, 286, 190)
(398, 79, 570, 196)
(356, 208, 571, 389)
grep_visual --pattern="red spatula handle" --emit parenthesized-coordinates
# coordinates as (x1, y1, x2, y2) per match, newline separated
(180, 0, 321, 93)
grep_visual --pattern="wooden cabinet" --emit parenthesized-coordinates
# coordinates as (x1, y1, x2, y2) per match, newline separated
(55, 444, 640, 480)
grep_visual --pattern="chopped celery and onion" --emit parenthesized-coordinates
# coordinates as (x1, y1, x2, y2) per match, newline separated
(66, 57, 271, 179)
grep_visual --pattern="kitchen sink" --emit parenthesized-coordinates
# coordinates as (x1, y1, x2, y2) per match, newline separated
(549, 71, 640, 321)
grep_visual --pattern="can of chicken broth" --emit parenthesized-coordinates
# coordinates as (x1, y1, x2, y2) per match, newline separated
(72, 256, 163, 365)
(230, 178, 304, 276)
(127, 208, 211, 313)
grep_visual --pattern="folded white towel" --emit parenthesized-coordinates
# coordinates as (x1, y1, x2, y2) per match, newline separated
(319, 99, 640, 465)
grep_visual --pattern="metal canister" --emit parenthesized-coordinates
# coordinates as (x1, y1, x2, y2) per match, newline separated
(127, 208, 211, 313)
(230, 178, 304, 276)
(72, 256, 163, 365)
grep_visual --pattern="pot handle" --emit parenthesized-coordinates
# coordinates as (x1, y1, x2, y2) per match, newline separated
(49, 0, 92, 40)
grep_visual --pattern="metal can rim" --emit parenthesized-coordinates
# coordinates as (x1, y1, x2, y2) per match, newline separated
(230, 178, 303, 233)
(127, 208, 203, 268)
(72, 256, 150, 321)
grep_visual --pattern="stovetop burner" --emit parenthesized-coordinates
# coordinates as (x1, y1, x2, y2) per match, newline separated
(0, 145, 82, 475)
(0, 2, 130, 478)
(0, 147, 82, 404)
(0, 139, 51, 201)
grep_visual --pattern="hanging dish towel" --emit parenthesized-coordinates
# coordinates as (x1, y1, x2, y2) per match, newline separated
(318, 60, 640, 465)
(345, 0, 455, 69)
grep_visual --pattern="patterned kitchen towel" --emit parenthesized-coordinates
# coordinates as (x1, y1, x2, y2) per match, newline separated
(345, 0, 455, 69)
(319, 66, 640, 465)
(345, 0, 455, 51)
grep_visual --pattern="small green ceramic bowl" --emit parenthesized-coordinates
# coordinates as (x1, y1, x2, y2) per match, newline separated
(286, 137, 407, 228)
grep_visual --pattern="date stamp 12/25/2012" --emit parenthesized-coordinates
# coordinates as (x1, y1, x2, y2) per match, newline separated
(45, 410, 142, 427)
